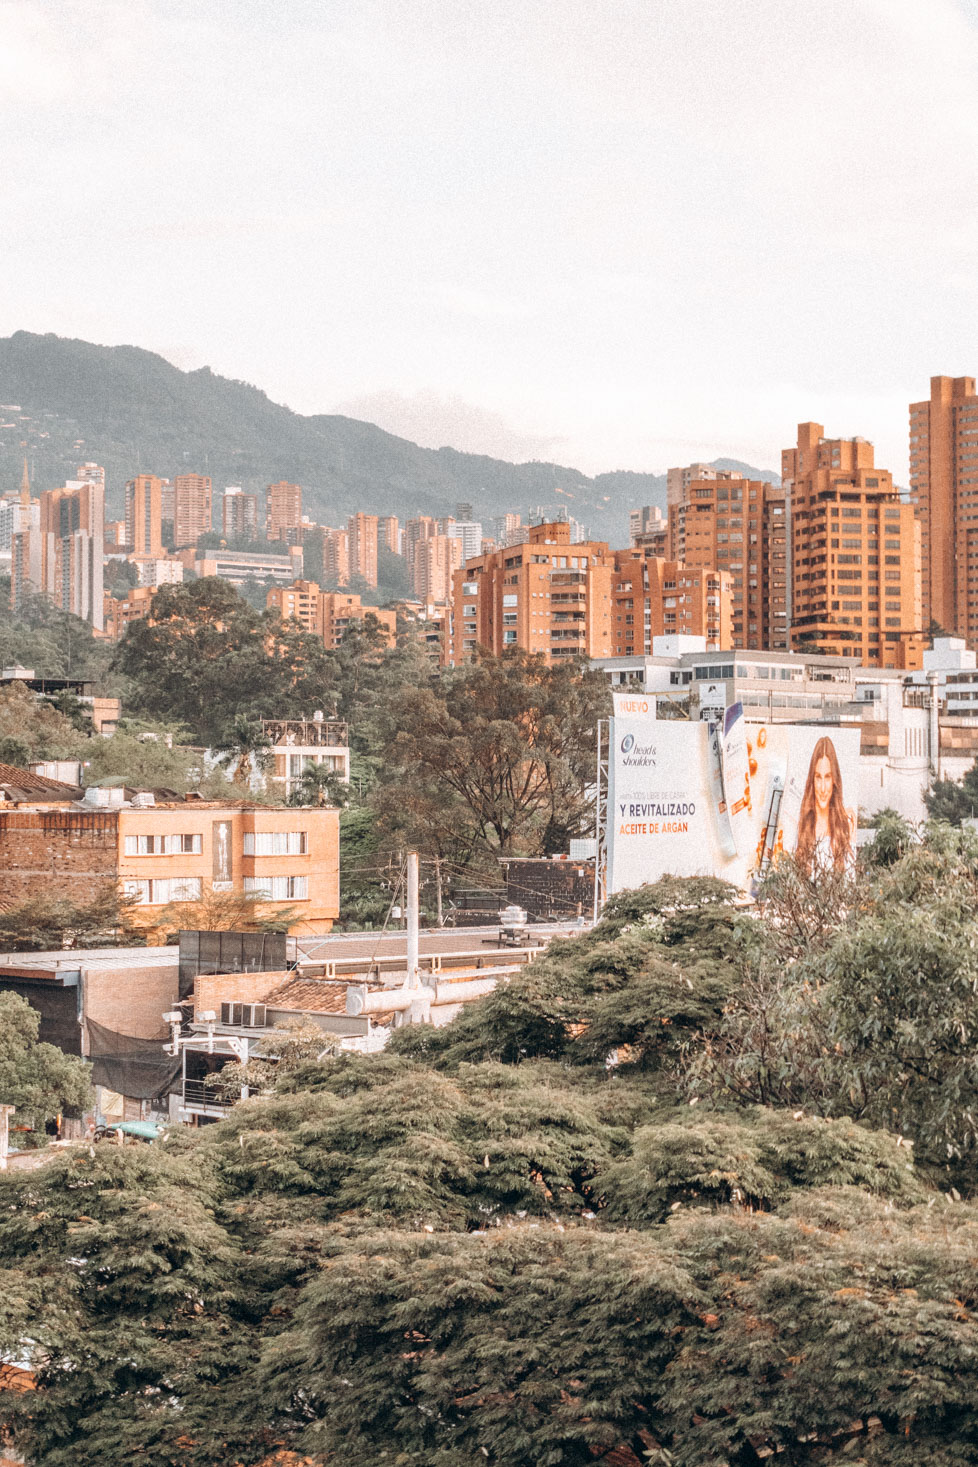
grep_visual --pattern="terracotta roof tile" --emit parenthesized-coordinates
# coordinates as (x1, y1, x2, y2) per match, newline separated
(264, 977, 357, 1015)
(0, 763, 81, 798)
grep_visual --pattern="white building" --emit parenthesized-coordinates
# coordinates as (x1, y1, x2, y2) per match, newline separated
(593, 638, 936, 823)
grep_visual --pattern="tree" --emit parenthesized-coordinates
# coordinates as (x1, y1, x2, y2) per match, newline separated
(287, 762, 349, 807)
(926, 759, 978, 824)
(382, 650, 609, 859)
(113, 579, 335, 745)
(0, 890, 141, 952)
(141, 887, 297, 944)
(81, 718, 206, 793)
(213, 717, 272, 787)
(0, 681, 89, 767)
(0, 992, 91, 1137)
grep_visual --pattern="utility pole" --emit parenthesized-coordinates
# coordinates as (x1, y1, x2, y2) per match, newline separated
(406, 849, 420, 989)
(0, 1105, 15, 1170)
(434, 855, 443, 927)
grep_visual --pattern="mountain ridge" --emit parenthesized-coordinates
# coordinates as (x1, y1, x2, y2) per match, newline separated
(0, 331, 780, 541)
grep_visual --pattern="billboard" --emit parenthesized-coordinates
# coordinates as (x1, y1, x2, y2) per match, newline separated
(606, 707, 860, 894)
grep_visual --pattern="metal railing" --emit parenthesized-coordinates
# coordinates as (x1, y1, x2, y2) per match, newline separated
(182, 1079, 231, 1110)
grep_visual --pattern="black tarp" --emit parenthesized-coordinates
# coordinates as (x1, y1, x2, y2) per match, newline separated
(86, 1018, 181, 1099)
(177, 930, 287, 999)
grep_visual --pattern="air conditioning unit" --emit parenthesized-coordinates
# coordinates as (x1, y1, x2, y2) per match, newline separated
(220, 1002, 267, 1028)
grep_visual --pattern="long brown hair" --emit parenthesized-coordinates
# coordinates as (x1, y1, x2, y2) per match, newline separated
(795, 736, 850, 875)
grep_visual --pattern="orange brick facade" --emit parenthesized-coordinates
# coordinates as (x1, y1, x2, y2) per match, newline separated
(173, 474, 212, 546)
(0, 803, 340, 936)
(783, 423, 922, 669)
(447, 521, 732, 664)
(266, 581, 396, 648)
(667, 471, 787, 650)
(909, 375, 978, 645)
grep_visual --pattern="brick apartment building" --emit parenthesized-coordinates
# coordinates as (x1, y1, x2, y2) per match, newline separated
(222, 487, 259, 539)
(125, 474, 163, 556)
(266, 581, 396, 648)
(0, 779, 340, 936)
(266, 481, 303, 542)
(447, 520, 732, 664)
(783, 422, 922, 669)
(667, 470, 787, 650)
(172, 473, 212, 546)
(910, 374, 978, 644)
(347, 512, 379, 586)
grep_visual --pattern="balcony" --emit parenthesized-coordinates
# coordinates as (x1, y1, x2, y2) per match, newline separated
(181, 1079, 232, 1117)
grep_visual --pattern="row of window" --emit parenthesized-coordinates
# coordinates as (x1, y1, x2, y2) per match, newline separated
(123, 874, 309, 905)
(124, 831, 308, 857)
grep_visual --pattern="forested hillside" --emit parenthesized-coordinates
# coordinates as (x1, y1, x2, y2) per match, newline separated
(0, 332, 778, 538)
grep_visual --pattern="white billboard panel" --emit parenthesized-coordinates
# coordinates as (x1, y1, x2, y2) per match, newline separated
(606, 710, 860, 895)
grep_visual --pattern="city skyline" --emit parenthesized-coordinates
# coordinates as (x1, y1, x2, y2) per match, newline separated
(4, 2, 978, 482)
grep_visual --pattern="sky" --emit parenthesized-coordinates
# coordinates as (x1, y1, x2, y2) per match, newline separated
(3, 0, 978, 483)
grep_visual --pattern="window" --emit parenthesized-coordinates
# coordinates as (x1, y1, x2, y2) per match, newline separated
(122, 877, 202, 905)
(220, 1002, 267, 1028)
(243, 875, 309, 901)
(502, 593, 518, 607)
(243, 831, 307, 856)
(124, 833, 202, 856)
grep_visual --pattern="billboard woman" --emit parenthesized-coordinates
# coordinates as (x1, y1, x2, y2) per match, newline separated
(794, 735, 856, 876)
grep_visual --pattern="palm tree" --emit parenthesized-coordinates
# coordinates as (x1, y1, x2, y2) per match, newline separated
(288, 763, 350, 808)
(215, 718, 273, 788)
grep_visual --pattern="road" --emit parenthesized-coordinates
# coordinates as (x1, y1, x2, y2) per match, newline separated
(294, 921, 588, 964)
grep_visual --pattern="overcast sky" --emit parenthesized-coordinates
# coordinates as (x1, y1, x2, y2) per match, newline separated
(3, 0, 978, 481)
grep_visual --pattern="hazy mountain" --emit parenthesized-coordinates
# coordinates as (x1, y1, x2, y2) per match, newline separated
(0, 332, 779, 541)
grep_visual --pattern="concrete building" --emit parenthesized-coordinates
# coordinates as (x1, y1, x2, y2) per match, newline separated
(11, 479, 105, 630)
(261, 714, 350, 801)
(0, 781, 340, 936)
(783, 423, 922, 669)
(172, 473, 212, 546)
(129, 556, 184, 588)
(667, 471, 787, 650)
(222, 487, 259, 540)
(593, 639, 936, 822)
(0, 944, 181, 1128)
(347, 512, 379, 586)
(909, 375, 978, 643)
(124, 474, 163, 557)
(266, 481, 303, 543)
(189, 546, 303, 585)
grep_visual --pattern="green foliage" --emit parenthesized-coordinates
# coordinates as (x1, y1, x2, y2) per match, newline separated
(926, 761, 978, 824)
(0, 681, 89, 765)
(113, 578, 335, 745)
(595, 1107, 922, 1223)
(0, 584, 114, 683)
(0, 889, 140, 952)
(381, 648, 610, 859)
(0, 992, 91, 1133)
(81, 718, 209, 793)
